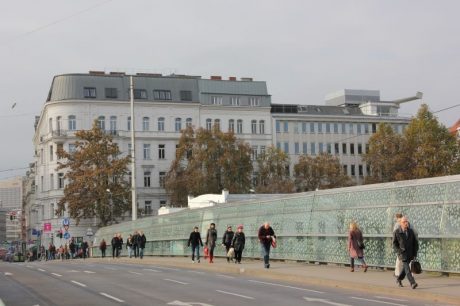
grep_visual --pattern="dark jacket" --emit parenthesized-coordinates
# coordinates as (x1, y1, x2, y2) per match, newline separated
(348, 229, 364, 258)
(132, 234, 139, 246)
(188, 231, 203, 247)
(99, 240, 106, 251)
(111, 237, 118, 249)
(393, 227, 419, 262)
(139, 234, 146, 249)
(206, 228, 218, 247)
(222, 230, 234, 247)
(258, 225, 276, 247)
(231, 232, 245, 252)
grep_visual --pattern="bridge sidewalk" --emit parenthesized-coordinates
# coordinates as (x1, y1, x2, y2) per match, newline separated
(88, 256, 460, 305)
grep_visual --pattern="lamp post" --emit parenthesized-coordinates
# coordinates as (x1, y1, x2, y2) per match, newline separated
(106, 189, 113, 224)
(130, 75, 137, 221)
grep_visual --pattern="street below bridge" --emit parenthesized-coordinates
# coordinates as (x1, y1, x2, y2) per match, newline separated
(0, 257, 458, 306)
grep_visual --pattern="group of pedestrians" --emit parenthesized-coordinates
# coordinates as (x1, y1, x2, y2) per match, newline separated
(106, 231, 147, 259)
(187, 221, 276, 269)
(43, 239, 89, 261)
(347, 213, 419, 289)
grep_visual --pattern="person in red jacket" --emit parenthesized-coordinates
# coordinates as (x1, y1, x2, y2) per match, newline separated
(258, 222, 276, 269)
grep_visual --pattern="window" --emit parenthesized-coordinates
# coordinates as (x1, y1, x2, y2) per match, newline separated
(251, 120, 257, 134)
(364, 124, 369, 134)
(128, 143, 132, 156)
(326, 123, 331, 134)
(357, 124, 362, 134)
(319, 142, 324, 153)
(186, 118, 192, 128)
(237, 120, 243, 134)
(105, 88, 118, 99)
(159, 172, 166, 188)
(351, 165, 356, 176)
(310, 122, 315, 133)
(84, 87, 96, 98)
(342, 143, 347, 155)
(158, 117, 165, 131)
(49, 145, 53, 161)
(41, 176, 43, 192)
(318, 122, 323, 133)
(350, 143, 355, 155)
(276, 142, 281, 150)
(276, 120, 281, 133)
(334, 143, 339, 155)
(349, 123, 354, 134)
(372, 123, 377, 134)
(175, 117, 182, 132)
(303, 142, 308, 154)
(134, 89, 147, 99)
(144, 201, 152, 215)
(68, 143, 76, 153)
(284, 142, 289, 154)
(260, 146, 266, 155)
(283, 121, 289, 133)
(310, 143, 316, 155)
(127, 116, 131, 131)
(259, 120, 265, 134)
(365, 144, 369, 154)
(334, 123, 339, 134)
(143, 144, 151, 160)
(97, 116, 105, 130)
(68, 115, 76, 131)
(249, 97, 260, 106)
(302, 122, 307, 133)
(211, 96, 223, 105)
(327, 143, 332, 154)
(295, 142, 300, 155)
(160, 200, 167, 207)
(228, 119, 234, 132)
(58, 173, 64, 189)
(252, 172, 259, 187)
(251, 146, 258, 160)
(206, 119, 212, 130)
(214, 119, 220, 131)
(143, 117, 150, 131)
(50, 174, 54, 190)
(50, 203, 55, 219)
(366, 164, 371, 176)
(49, 118, 53, 133)
(231, 97, 240, 106)
(56, 116, 62, 134)
(144, 171, 151, 187)
(343, 165, 348, 175)
(158, 144, 165, 159)
(180, 90, 192, 101)
(294, 122, 299, 134)
(154, 90, 171, 100)
(341, 123, 346, 134)
(359, 165, 364, 176)
(110, 116, 117, 134)
(358, 143, 363, 155)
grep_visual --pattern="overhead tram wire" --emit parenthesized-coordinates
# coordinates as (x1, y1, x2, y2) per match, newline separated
(0, 167, 29, 173)
(433, 103, 460, 114)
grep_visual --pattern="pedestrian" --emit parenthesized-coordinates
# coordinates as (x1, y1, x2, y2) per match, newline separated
(81, 241, 88, 260)
(127, 234, 133, 258)
(222, 225, 234, 263)
(117, 234, 123, 257)
(99, 239, 107, 258)
(393, 216, 419, 289)
(111, 234, 118, 258)
(205, 223, 218, 263)
(187, 226, 203, 263)
(347, 221, 368, 272)
(258, 222, 276, 269)
(393, 213, 404, 277)
(232, 225, 245, 264)
(69, 239, 76, 259)
(132, 231, 139, 258)
(138, 231, 146, 259)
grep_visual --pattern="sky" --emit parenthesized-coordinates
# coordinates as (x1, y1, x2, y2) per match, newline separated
(1, 0, 459, 180)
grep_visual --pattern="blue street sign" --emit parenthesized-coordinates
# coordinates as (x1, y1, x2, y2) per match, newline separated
(62, 218, 70, 226)
(63, 232, 70, 239)
(32, 229, 37, 235)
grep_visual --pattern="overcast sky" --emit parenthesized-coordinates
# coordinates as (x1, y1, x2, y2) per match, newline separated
(1, 0, 459, 180)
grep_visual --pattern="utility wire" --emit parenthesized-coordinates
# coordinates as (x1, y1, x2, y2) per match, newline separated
(0, 167, 29, 173)
(0, 0, 114, 47)
(433, 104, 460, 114)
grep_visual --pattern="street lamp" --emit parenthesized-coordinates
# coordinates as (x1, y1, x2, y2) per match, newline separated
(106, 189, 113, 224)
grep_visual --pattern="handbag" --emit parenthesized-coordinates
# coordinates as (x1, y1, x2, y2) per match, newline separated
(410, 259, 422, 274)
(357, 240, 365, 250)
(227, 247, 235, 257)
(203, 246, 209, 258)
(271, 240, 277, 248)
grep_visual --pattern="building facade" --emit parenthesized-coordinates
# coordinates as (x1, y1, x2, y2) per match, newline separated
(29, 72, 418, 245)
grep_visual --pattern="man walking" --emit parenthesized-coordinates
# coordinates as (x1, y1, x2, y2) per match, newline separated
(258, 222, 276, 269)
(138, 231, 146, 259)
(393, 216, 418, 289)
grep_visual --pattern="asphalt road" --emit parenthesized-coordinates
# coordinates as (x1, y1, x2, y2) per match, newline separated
(0, 260, 445, 306)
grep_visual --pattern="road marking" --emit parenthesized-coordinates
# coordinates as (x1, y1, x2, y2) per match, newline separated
(143, 268, 160, 272)
(164, 278, 189, 285)
(83, 270, 95, 274)
(71, 280, 87, 287)
(100, 292, 125, 303)
(104, 267, 118, 270)
(187, 270, 205, 274)
(4, 272, 13, 276)
(67, 270, 79, 273)
(37, 268, 46, 272)
(51, 273, 62, 277)
(152, 266, 180, 271)
(129, 271, 142, 275)
(248, 280, 324, 294)
(304, 297, 351, 306)
(216, 290, 254, 300)
(351, 297, 407, 306)
(217, 274, 235, 279)
(168, 301, 213, 306)
(374, 296, 408, 302)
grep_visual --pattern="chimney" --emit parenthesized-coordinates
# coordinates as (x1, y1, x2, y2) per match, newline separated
(229, 77, 237, 81)
(222, 189, 229, 203)
(210, 76, 222, 80)
(89, 70, 105, 76)
(240, 77, 253, 82)
(109, 72, 126, 76)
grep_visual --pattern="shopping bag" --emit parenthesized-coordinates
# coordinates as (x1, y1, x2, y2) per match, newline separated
(271, 240, 277, 248)
(227, 247, 235, 258)
(410, 259, 422, 274)
(203, 246, 209, 258)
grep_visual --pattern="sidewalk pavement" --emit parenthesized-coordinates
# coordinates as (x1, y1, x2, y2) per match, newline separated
(88, 256, 460, 305)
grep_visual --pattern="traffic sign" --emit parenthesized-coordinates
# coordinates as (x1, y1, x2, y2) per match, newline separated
(64, 232, 70, 239)
(62, 218, 70, 226)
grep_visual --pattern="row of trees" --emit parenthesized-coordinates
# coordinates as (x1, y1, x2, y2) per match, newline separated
(55, 104, 460, 225)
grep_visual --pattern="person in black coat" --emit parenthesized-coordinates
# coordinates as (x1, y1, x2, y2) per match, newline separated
(258, 222, 276, 269)
(231, 225, 245, 264)
(205, 223, 218, 263)
(138, 231, 147, 259)
(111, 234, 118, 258)
(187, 226, 203, 263)
(221, 226, 234, 262)
(393, 216, 419, 289)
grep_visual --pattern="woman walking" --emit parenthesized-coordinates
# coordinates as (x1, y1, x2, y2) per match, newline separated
(205, 223, 218, 263)
(232, 225, 246, 264)
(222, 226, 234, 263)
(347, 221, 368, 272)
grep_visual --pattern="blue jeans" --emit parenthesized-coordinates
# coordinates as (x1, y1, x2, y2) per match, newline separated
(191, 245, 200, 261)
(260, 243, 271, 267)
(139, 248, 144, 259)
